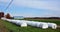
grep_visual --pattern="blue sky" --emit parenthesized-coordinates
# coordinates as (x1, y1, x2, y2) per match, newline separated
(0, 0, 60, 17)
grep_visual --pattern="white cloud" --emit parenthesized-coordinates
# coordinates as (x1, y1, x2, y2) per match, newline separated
(0, 0, 60, 11)
(13, 0, 60, 11)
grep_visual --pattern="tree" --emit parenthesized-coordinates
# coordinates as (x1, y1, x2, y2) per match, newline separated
(5, 13, 11, 19)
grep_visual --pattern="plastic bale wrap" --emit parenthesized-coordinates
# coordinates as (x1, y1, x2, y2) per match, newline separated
(47, 23, 57, 29)
(3, 19, 57, 29)
(28, 22, 37, 26)
(33, 22, 48, 29)
(15, 21, 27, 27)
(21, 22, 27, 27)
(6, 19, 12, 21)
(1, 18, 7, 20)
(37, 23, 48, 29)
(26, 21, 48, 29)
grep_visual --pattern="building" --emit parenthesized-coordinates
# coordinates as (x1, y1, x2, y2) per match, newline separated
(0, 12, 13, 19)
(0, 12, 4, 19)
(14, 16, 24, 19)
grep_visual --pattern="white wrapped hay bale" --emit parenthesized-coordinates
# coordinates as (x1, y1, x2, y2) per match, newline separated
(2, 18, 57, 29)
(27, 22, 37, 26)
(10, 20, 19, 22)
(6, 19, 12, 21)
(7, 20, 27, 27)
(1, 18, 13, 23)
(1, 18, 12, 22)
(1, 18, 7, 20)
(47, 23, 57, 29)
(15, 21, 20, 24)
(10, 20, 19, 23)
(11, 20, 17, 23)
(26, 21, 35, 26)
(36, 22, 48, 29)
(16, 21, 23, 25)
(26, 21, 48, 29)
(21, 22, 27, 27)
(15, 21, 27, 27)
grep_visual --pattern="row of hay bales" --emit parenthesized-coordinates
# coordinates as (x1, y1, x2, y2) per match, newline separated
(1, 18, 57, 29)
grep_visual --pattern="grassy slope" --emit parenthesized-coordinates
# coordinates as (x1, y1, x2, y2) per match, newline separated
(0, 20, 9, 32)
(0, 19, 60, 32)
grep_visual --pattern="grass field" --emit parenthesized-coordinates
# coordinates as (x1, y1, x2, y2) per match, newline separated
(0, 19, 60, 32)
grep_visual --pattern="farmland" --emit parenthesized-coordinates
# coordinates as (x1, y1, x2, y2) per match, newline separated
(0, 19, 60, 32)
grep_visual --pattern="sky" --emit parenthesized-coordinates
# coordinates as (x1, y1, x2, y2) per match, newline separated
(0, 0, 60, 17)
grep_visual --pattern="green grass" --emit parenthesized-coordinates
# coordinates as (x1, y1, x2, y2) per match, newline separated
(0, 19, 60, 32)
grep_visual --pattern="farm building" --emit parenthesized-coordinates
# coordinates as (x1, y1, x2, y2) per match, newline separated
(14, 16, 24, 19)
(0, 12, 4, 19)
(0, 12, 13, 19)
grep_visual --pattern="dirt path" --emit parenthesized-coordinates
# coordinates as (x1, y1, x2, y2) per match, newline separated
(57, 25, 60, 29)
(0, 20, 9, 32)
